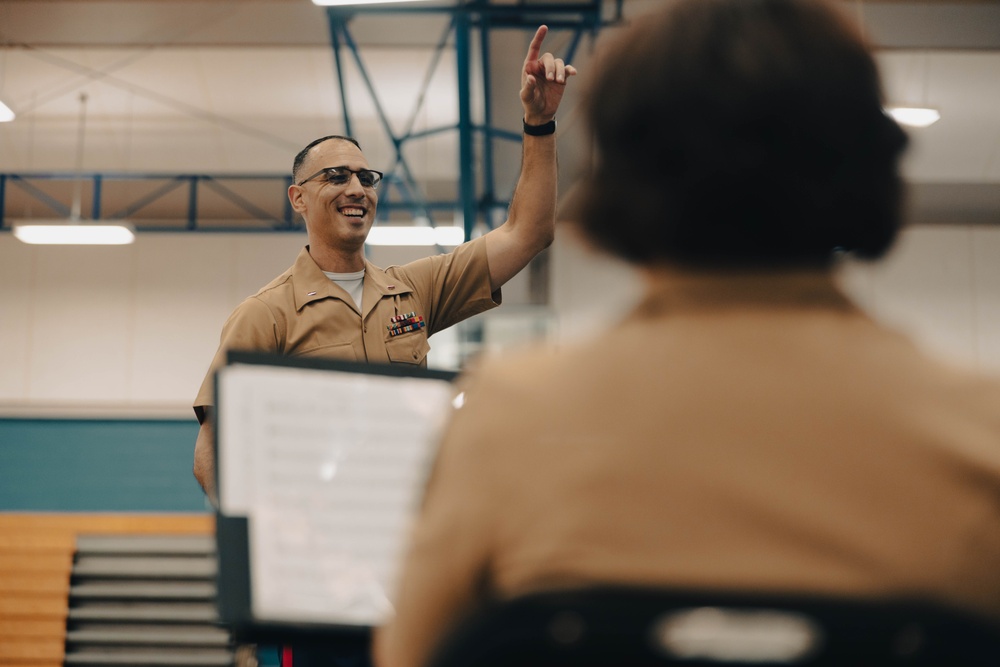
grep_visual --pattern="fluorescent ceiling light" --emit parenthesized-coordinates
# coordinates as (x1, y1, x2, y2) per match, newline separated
(13, 223, 136, 245)
(0, 100, 14, 123)
(366, 226, 464, 247)
(886, 106, 941, 128)
(312, 0, 434, 5)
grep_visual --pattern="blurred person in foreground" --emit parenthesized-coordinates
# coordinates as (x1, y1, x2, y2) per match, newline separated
(374, 1, 1000, 665)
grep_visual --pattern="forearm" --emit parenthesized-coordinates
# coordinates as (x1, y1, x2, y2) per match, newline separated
(510, 130, 558, 249)
(482, 24, 573, 290)
(193, 417, 218, 505)
(484, 130, 558, 290)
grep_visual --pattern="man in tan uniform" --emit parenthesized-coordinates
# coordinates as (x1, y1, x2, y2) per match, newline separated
(193, 25, 576, 504)
(375, 1, 1000, 666)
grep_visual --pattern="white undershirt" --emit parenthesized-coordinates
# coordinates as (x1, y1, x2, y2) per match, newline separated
(323, 268, 365, 311)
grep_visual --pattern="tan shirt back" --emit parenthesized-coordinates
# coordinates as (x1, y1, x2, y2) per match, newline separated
(379, 267, 1000, 667)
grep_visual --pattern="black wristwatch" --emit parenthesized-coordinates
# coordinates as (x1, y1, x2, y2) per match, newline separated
(523, 117, 556, 136)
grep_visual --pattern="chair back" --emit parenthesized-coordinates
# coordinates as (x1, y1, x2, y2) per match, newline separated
(424, 587, 1000, 666)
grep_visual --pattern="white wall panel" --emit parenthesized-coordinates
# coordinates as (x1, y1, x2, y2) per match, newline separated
(549, 225, 642, 343)
(139, 233, 308, 406)
(972, 226, 1000, 373)
(0, 237, 34, 400)
(552, 224, 1000, 378)
(835, 258, 877, 313)
(26, 244, 135, 402)
(1, 223, 998, 416)
(132, 234, 234, 405)
(860, 225, 979, 370)
(231, 233, 309, 300)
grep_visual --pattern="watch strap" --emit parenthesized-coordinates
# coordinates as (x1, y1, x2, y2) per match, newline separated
(523, 117, 557, 136)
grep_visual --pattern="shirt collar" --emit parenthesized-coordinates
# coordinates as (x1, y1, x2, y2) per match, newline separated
(633, 265, 858, 319)
(291, 247, 341, 311)
(363, 256, 414, 298)
(290, 246, 414, 312)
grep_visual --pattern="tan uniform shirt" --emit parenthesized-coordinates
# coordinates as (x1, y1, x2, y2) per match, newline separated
(194, 236, 499, 420)
(378, 267, 1000, 667)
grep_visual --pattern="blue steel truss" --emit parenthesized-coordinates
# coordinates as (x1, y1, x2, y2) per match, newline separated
(0, 1, 616, 238)
(326, 1, 611, 241)
(0, 172, 467, 232)
(0, 172, 297, 231)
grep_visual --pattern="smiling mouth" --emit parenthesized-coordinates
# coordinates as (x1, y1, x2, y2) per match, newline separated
(338, 206, 367, 218)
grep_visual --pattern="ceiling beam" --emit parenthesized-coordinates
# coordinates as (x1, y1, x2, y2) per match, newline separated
(847, 1, 1000, 50)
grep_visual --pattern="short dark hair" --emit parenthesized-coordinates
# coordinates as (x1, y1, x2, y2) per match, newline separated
(292, 135, 362, 182)
(577, 0, 909, 267)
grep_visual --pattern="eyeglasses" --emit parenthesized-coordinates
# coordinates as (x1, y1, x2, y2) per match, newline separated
(296, 166, 384, 189)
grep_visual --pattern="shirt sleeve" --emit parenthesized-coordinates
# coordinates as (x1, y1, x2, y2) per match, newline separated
(192, 296, 280, 421)
(393, 235, 502, 335)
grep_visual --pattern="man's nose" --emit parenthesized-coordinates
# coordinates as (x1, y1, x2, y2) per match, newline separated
(343, 172, 366, 195)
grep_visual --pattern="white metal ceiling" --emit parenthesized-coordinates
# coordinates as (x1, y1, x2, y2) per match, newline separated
(0, 0, 997, 227)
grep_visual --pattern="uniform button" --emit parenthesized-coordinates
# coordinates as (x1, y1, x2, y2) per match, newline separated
(363, 326, 367, 333)
(412, 352, 418, 359)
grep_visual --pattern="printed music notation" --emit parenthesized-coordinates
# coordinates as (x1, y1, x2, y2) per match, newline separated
(217, 363, 454, 626)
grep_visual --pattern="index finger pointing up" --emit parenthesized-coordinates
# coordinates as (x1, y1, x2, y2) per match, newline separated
(524, 25, 548, 64)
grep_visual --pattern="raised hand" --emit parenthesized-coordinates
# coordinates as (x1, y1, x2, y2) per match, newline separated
(520, 25, 578, 125)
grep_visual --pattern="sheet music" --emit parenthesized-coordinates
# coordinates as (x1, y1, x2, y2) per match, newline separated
(217, 363, 454, 626)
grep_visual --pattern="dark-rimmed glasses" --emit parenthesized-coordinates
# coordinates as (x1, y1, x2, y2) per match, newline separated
(296, 166, 384, 189)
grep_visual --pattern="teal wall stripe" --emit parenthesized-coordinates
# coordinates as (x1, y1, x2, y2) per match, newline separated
(0, 418, 210, 512)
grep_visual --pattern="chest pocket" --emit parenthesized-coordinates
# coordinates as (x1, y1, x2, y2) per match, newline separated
(385, 331, 431, 365)
(293, 341, 358, 361)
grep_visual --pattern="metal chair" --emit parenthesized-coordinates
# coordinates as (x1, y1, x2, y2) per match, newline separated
(424, 586, 1000, 667)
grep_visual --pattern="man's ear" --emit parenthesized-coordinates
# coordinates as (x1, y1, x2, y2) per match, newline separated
(288, 184, 307, 213)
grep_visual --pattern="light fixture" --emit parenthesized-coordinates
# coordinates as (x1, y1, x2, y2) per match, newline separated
(312, 0, 434, 5)
(13, 92, 136, 246)
(0, 48, 13, 122)
(12, 222, 136, 245)
(886, 106, 941, 128)
(366, 225, 465, 246)
(884, 53, 941, 128)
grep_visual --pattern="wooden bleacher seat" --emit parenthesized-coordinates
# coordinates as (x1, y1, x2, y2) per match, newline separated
(0, 513, 213, 667)
(64, 534, 233, 666)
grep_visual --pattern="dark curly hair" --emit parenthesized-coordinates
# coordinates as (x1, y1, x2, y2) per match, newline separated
(577, 0, 909, 267)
